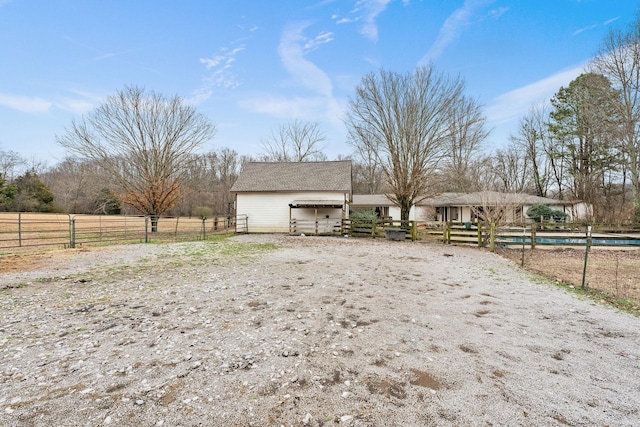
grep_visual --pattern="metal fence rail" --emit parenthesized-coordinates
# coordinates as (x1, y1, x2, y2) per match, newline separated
(0, 213, 236, 253)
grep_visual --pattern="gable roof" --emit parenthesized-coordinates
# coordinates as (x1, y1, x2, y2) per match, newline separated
(230, 161, 352, 193)
(421, 191, 575, 206)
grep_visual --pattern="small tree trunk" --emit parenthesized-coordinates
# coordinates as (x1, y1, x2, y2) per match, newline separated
(400, 198, 412, 221)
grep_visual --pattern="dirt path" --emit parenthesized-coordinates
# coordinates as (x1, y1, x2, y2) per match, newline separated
(1, 235, 639, 426)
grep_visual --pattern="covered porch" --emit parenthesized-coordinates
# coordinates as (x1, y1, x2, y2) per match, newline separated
(289, 199, 347, 235)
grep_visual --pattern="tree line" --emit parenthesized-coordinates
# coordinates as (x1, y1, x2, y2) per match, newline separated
(2, 15, 640, 224)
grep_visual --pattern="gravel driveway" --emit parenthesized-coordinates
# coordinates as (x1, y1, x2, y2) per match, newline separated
(1, 234, 639, 426)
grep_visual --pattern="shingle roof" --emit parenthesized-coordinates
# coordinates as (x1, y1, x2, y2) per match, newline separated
(351, 194, 395, 206)
(421, 191, 574, 206)
(230, 161, 352, 193)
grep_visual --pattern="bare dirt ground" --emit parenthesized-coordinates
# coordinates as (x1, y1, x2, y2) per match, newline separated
(1, 235, 639, 426)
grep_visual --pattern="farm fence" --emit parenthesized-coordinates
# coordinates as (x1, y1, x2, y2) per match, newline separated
(0, 212, 236, 253)
(421, 221, 640, 250)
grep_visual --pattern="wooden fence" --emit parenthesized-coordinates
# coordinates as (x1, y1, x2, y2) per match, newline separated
(0, 213, 235, 253)
(422, 221, 640, 250)
(288, 218, 419, 241)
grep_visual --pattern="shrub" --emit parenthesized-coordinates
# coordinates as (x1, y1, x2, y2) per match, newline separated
(527, 204, 568, 222)
(350, 210, 378, 220)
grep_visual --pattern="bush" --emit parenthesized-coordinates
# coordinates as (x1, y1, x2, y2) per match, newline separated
(194, 206, 213, 219)
(526, 204, 568, 222)
(350, 210, 378, 220)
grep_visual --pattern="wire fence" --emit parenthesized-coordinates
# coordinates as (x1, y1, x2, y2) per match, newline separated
(0, 212, 236, 253)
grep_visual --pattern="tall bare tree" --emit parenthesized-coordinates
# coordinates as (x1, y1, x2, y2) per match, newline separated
(490, 145, 531, 193)
(43, 157, 105, 213)
(441, 95, 489, 192)
(345, 66, 465, 220)
(590, 17, 640, 221)
(509, 104, 553, 197)
(57, 86, 216, 231)
(261, 119, 327, 162)
(350, 147, 386, 194)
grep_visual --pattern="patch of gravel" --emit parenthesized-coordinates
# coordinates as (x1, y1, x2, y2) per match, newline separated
(1, 234, 639, 426)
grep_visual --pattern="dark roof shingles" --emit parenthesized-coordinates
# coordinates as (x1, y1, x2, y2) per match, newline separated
(230, 161, 352, 192)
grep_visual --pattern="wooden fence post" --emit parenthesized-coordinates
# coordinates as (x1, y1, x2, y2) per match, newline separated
(69, 217, 76, 249)
(531, 223, 536, 249)
(581, 226, 592, 290)
(489, 222, 496, 253)
(18, 212, 22, 247)
(477, 220, 482, 247)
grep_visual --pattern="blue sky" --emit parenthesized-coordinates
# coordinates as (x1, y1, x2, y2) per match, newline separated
(1, 0, 637, 165)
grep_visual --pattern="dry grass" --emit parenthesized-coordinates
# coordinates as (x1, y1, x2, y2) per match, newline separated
(497, 247, 640, 314)
(0, 212, 231, 253)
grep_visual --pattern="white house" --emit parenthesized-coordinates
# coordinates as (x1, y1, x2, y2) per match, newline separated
(230, 161, 352, 233)
(421, 191, 589, 223)
(351, 194, 449, 221)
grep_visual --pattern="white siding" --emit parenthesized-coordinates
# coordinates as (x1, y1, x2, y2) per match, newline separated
(387, 205, 418, 221)
(236, 191, 348, 233)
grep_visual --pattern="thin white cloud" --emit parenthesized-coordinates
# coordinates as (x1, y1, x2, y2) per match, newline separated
(573, 24, 598, 36)
(304, 31, 334, 51)
(278, 22, 334, 98)
(573, 17, 621, 36)
(485, 64, 586, 126)
(192, 46, 245, 104)
(334, 0, 391, 42)
(0, 93, 51, 113)
(238, 22, 344, 125)
(488, 6, 508, 19)
(239, 95, 328, 118)
(357, 0, 391, 41)
(420, 0, 495, 64)
(55, 90, 102, 114)
(200, 47, 245, 70)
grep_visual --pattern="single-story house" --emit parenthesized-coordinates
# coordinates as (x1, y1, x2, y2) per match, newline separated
(351, 194, 414, 220)
(350, 194, 437, 221)
(421, 191, 590, 223)
(230, 161, 352, 233)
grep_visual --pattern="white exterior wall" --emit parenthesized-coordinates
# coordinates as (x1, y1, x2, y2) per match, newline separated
(386, 205, 418, 221)
(236, 191, 348, 233)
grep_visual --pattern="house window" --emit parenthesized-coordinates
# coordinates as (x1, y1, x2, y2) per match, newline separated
(514, 207, 522, 222)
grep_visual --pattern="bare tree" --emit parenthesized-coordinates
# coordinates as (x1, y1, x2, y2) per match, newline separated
(509, 104, 553, 197)
(470, 191, 528, 225)
(590, 17, 640, 221)
(57, 86, 216, 231)
(0, 148, 25, 181)
(345, 66, 465, 220)
(440, 95, 489, 192)
(174, 148, 240, 220)
(43, 157, 106, 213)
(261, 119, 327, 162)
(349, 146, 386, 194)
(490, 144, 532, 193)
